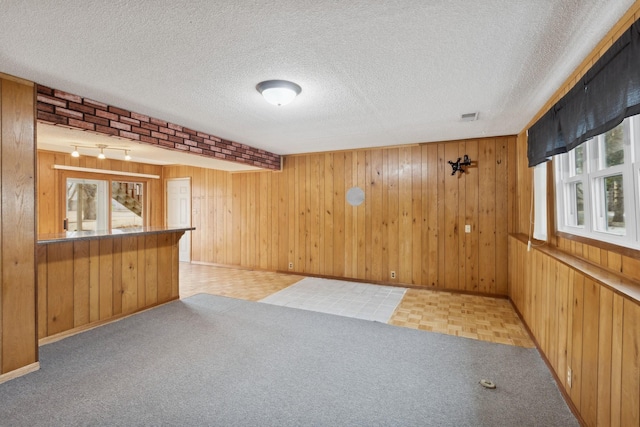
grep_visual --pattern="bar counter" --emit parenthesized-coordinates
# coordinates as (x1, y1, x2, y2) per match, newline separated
(37, 227, 194, 341)
(37, 226, 195, 244)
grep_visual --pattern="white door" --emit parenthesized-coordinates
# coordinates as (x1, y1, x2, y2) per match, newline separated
(166, 178, 191, 262)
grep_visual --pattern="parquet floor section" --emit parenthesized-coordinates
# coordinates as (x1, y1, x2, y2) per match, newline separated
(389, 289, 535, 348)
(179, 263, 304, 301)
(179, 263, 534, 348)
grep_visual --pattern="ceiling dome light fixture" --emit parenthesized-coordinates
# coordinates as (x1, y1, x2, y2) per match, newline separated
(71, 146, 80, 158)
(256, 80, 301, 106)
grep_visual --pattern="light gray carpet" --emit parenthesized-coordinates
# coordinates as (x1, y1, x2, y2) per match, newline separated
(0, 294, 577, 426)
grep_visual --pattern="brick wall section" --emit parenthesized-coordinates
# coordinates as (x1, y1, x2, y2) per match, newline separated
(36, 85, 281, 170)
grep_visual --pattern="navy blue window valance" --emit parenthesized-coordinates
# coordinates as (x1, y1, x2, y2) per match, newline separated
(527, 17, 640, 167)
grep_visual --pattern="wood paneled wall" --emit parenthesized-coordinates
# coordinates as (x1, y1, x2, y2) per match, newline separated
(509, 236, 639, 427)
(0, 74, 37, 377)
(37, 150, 164, 234)
(37, 232, 181, 339)
(165, 136, 516, 295)
(510, 3, 640, 425)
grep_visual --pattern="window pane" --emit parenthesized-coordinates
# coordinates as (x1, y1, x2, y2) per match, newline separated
(604, 123, 625, 167)
(604, 175, 625, 235)
(569, 182, 584, 227)
(112, 181, 144, 229)
(66, 178, 108, 231)
(573, 145, 584, 175)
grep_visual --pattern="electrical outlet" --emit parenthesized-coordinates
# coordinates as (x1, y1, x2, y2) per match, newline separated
(390, 271, 396, 279)
(465, 224, 471, 233)
(288, 262, 293, 269)
(567, 368, 572, 388)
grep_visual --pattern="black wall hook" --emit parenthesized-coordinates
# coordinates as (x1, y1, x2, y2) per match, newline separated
(448, 154, 472, 175)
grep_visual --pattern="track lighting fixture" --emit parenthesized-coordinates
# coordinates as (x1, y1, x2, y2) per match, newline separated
(70, 144, 133, 161)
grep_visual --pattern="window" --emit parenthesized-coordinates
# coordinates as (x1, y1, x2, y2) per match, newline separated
(65, 175, 146, 232)
(555, 114, 640, 249)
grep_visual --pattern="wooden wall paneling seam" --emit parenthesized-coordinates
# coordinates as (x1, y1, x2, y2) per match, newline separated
(370, 150, 383, 281)
(443, 143, 459, 289)
(324, 153, 334, 276)
(387, 148, 398, 283)
(73, 240, 90, 327)
(284, 159, 294, 272)
(356, 151, 366, 280)
(231, 174, 241, 266)
(620, 299, 640, 426)
(98, 238, 113, 320)
(507, 136, 517, 235)
(145, 234, 158, 305)
(496, 139, 509, 294)
(580, 278, 600, 426)
(297, 156, 306, 273)
(121, 235, 138, 315)
(89, 240, 100, 323)
(333, 153, 345, 278)
(437, 143, 445, 288)
(136, 235, 146, 309)
(364, 151, 372, 280)
(597, 287, 614, 426)
(381, 149, 389, 282)
(255, 173, 271, 270)
(248, 172, 257, 268)
(411, 146, 422, 286)
(309, 155, 320, 275)
(156, 233, 172, 302)
(343, 152, 354, 278)
(457, 141, 467, 290)
(36, 245, 47, 339)
(425, 144, 438, 287)
(464, 140, 479, 291)
(171, 233, 179, 298)
(547, 261, 558, 373)
(398, 147, 412, 284)
(112, 238, 123, 315)
(610, 293, 624, 426)
(556, 263, 570, 390)
(570, 272, 584, 409)
(566, 267, 575, 406)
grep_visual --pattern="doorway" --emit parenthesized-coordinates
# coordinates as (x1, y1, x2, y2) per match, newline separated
(166, 178, 191, 262)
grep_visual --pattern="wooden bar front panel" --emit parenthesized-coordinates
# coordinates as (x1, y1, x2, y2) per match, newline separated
(37, 232, 182, 339)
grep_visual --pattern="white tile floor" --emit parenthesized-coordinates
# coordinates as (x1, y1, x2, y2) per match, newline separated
(260, 277, 407, 323)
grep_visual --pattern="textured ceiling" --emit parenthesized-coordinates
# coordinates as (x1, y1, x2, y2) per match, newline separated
(0, 0, 635, 159)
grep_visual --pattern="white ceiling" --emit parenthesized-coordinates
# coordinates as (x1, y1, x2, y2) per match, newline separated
(0, 0, 635, 164)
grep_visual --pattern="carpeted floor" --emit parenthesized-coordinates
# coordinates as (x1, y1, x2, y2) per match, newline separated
(0, 294, 577, 426)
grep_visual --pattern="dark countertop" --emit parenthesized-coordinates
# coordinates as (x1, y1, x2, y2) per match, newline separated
(37, 226, 195, 244)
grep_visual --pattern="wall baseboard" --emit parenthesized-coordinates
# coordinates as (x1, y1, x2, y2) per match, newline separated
(0, 362, 40, 385)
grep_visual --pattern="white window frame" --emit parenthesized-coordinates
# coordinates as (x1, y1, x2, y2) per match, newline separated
(555, 115, 640, 250)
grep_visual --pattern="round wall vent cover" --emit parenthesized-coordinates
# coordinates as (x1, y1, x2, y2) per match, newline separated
(346, 187, 365, 206)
